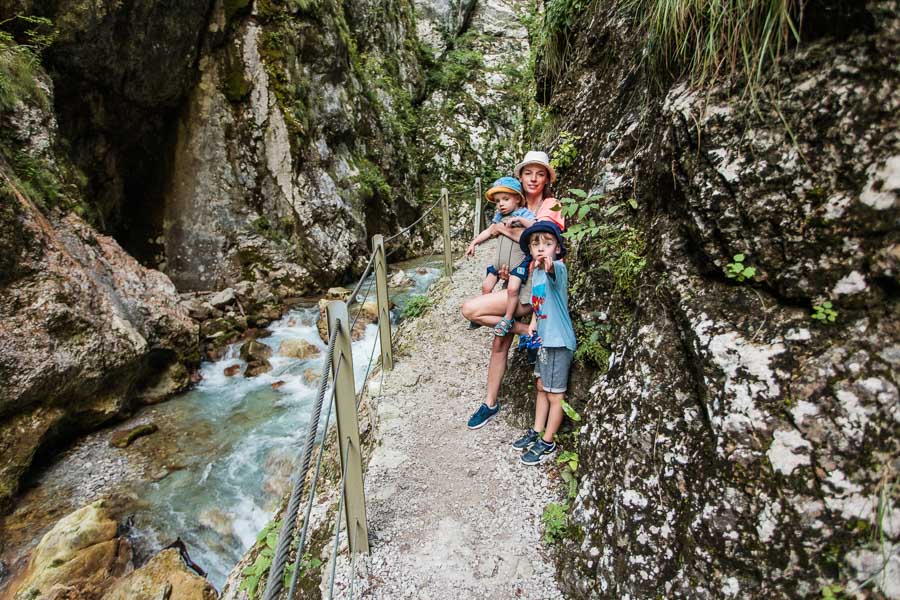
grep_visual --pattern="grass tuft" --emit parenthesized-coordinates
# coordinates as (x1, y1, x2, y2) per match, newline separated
(622, 0, 802, 93)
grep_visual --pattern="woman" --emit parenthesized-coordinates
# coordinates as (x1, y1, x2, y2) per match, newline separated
(461, 151, 565, 429)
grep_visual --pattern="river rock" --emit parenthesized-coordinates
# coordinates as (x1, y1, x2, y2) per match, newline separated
(223, 364, 241, 377)
(278, 338, 320, 359)
(271, 380, 286, 389)
(209, 287, 235, 308)
(198, 508, 236, 539)
(302, 368, 319, 384)
(101, 548, 217, 600)
(9, 500, 132, 599)
(244, 361, 272, 377)
(389, 269, 412, 287)
(316, 299, 377, 343)
(109, 423, 159, 448)
(239, 340, 272, 363)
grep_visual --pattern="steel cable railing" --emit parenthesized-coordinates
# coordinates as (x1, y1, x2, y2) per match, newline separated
(383, 193, 443, 244)
(262, 324, 340, 600)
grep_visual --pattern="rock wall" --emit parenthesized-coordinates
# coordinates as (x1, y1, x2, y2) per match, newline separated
(537, 1, 899, 597)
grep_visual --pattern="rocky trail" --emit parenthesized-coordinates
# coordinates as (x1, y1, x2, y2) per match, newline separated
(329, 243, 564, 599)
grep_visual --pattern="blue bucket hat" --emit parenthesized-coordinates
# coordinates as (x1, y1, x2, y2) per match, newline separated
(485, 176, 525, 202)
(520, 221, 567, 259)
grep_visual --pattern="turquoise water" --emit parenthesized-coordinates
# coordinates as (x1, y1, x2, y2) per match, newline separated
(125, 259, 442, 588)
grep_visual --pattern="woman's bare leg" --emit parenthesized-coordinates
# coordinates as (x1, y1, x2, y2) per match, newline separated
(482, 301, 532, 407)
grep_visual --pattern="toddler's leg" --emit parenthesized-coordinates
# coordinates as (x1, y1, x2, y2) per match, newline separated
(503, 277, 521, 320)
(482, 273, 498, 295)
(543, 392, 565, 443)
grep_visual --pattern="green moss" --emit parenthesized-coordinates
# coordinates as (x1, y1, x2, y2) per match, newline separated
(222, 43, 251, 103)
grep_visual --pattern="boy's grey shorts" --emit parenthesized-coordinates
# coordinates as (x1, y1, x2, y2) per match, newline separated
(534, 347, 573, 393)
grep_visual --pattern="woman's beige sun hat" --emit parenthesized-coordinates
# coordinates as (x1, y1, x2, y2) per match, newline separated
(514, 150, 557, 183)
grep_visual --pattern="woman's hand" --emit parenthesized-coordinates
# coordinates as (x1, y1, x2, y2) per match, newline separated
(498, 264, 510, 281)
(465, 241, 477, 257)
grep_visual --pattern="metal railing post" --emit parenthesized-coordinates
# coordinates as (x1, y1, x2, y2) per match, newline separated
(474, 177, 483, 237)
(326, 301, 370, 555)
(372, 235, 393, 372)
(441, 187, 452, 277)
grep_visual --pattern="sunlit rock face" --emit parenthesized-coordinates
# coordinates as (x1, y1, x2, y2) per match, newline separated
(540, 1, 900, 597)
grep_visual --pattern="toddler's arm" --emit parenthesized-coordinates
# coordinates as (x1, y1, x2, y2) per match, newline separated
(465, 226, 498, 256)
(508, 216, 536, 229)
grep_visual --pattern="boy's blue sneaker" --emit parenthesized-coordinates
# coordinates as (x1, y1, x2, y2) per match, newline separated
(511, 428, 539, 451)
(467, 402, 500, 429)
(521, 438, 556, 465)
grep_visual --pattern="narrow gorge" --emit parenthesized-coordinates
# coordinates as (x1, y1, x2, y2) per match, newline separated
(1, 0, 898, 597)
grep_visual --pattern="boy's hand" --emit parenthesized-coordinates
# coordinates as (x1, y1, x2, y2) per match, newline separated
(507, 217, 522, 228)
(534, 255, 554, 272)
(528, 322, 537, 337)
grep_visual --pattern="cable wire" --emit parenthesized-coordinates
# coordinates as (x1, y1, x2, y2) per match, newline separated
(326, 437, 354, 600)
(384, 194, 443, 244)
(262, 324, 340, 600)
(286, 355, 344, 599)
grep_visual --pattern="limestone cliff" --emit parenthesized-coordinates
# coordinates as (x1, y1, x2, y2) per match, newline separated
(532, 1, 900, 597)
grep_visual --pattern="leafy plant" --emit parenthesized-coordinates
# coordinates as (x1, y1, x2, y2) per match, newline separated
(542, 501, 568, 543)
(724, 253, 756, 282)
(821, 584, 844, 599)
(550, 131, 580, 170)
(557, 450, 580, 499)
(811, 301, 837, 323)
(401, 294, 433, 319)
(239, 519, 281, 598)
(574, 316, 613, 369)
(554, 188, 602, 242)
(554, 188, 647, 292)
(561, 398, 581, 422)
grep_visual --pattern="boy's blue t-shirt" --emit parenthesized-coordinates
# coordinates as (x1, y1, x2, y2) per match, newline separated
(531, 261, 577, 351)
(491, 206, 536, 224)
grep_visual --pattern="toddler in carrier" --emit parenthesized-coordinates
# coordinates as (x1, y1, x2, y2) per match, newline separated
(465, 177, 536, 331)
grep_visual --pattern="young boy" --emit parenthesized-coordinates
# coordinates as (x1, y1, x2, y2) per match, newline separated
(465, 176, 535, 297)
(512, 222, 577, 465)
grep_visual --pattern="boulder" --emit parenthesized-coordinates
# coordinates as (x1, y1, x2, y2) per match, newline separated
(0, 192, 197, 510)
(278, 338, 320, 359)
(9, 500, 132, 600)
(244, 361, 272, 377)
(223, 364, 241, 377)
(316, 299, 377, 343)
(239, 340, 272, 363)
(109, 423, 159, 448)
(388, 269, 412, 287)
(271, 380, 286, 389)
(209, 287, 235, 308)
(101, 549, 217, 600)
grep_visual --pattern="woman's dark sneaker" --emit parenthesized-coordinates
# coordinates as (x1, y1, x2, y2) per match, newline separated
(511, 428, 539, 451)
(467, 402, 500, 429)
(521, 439, 556, 465)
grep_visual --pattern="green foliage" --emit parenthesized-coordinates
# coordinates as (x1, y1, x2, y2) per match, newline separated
(811, 301, 837, 323)
(251, 215, 293, 244)
(555, 188, 646, 293)
(622, 0, 801, 94)
(0, 15, 55, 112)
(724, 253, 756, 282)
(550, 131, 580, 171)
(542, 502, 569, 543)
(574, 316, 613, 369)
(355, 158, 392, 201)
(557, 450, 580, 499)
(401, 294, 433, 319)
(555, 188, 602, 242)
(427, 33, 484, 90)
(239, 519, 281, 598)
(821, 584, 845, 599)
(561, 399, 581, 422)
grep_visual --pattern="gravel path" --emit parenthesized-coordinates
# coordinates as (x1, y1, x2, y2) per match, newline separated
(330, 244, 564, 599)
